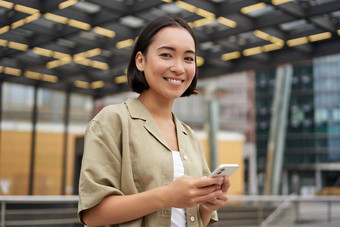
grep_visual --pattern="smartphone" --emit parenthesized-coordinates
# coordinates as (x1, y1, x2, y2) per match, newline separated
(209, 164, 239, 178)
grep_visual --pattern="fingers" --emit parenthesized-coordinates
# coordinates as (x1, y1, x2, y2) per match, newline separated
(221, 176, 231, 192)
(171, 175, 230, 208)
(197, 176, 224, 188)
(196, 183, 221, 196)
(198, 176, 231, 212)
(195, 188, 223, 204)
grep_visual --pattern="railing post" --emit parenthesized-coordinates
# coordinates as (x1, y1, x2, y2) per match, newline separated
(258, 201, 264, 223)
(327, 201, 331, 223)
(1, 201, 5, 227)
(294, 200, 300, 223)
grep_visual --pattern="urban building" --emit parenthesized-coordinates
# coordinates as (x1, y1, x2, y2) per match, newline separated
(256, 53, 340, 195)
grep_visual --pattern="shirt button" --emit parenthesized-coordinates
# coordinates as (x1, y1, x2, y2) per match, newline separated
(183, 155, 188, 160)
(190, 216, 195, 222)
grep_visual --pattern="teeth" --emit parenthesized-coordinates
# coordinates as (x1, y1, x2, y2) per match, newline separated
(166, 78, 182, 84)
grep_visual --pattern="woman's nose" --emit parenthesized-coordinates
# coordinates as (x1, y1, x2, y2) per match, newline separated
(170, 59, 185, 75)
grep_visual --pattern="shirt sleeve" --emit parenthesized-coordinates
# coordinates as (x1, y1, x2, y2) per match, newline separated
(78, 118, 124, 223)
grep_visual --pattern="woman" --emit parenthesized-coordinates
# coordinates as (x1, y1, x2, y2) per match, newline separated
(78, 15, 230, 227)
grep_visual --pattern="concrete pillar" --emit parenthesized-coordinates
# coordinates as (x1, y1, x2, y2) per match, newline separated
(264, 64, 293, 195)
(204, 83, 219, 170)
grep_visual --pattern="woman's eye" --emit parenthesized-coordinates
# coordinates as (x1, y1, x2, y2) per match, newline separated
(185, 57, 194, 62)
(160, 53, 172, 58)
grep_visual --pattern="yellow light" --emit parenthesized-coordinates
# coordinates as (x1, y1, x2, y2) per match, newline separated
(33, 47, 53, 57)
(221, 51, 241, 61)
(91, 80, 104, 89)
(53, 51, 71, 59)
(192, 18, 214, 28)
(24, 70, 58, 83)
(59, 57, 72, 66)
(73, 52, 87, 59)
(272, 0, 293, 5)
(25, 13, 41, 23)
(91, 60, 108, 70)
(4, 67, 21, 76)
(86, 48, 101, 58)
(195, 8, 215, 19)
(254, 30, 285, 46)
(44, 13, 68, 24)
(14, 4, 39, 14)
(309, 32, 332, 42)
(0, 0, 14, 9)
(8, 41, 28, 51)
(254, 30, 270, 41)
(74, 80, 90, 89)
(338, 29, 340, 36)
(0, 26, 9, 34)
(46, 60, 61, 69)
(270, 37, 285, 46)
(59, 0, 78, 10)
(161, 0, 172, 2)
(175, 1, 196, 13)
(116, 39, 134, 49)
(115, 75, 127, 84)
(68, 19, 91, 30)
(93, 26, 116, 38)
(25, 71, 41, 80)
(286, 37, 308, 47)
(196, 56, 204, 67)
(0, 65, 3, 73)
(11, 19, 25, 29)
(262, 43, 283, 52)
(42, 74, 58, 83)
(243, 46, 263, 56)
(0, 39, 8, 46)
(217, 17, 237, 28)
(241, 3, 266, 14)
(74, 57, 91, 66)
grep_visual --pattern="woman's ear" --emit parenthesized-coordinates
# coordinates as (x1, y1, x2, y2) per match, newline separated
(135, 51, 145, 71)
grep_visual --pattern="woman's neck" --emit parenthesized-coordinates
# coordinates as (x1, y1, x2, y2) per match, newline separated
(137, 92, 174, 120)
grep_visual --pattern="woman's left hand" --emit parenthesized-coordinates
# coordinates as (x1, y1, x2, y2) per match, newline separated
(199, 176, 231, 226)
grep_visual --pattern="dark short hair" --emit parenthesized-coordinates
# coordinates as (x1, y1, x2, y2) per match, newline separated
(127, 15, 198, 97)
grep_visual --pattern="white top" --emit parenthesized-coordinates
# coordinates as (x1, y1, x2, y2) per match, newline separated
(171, 151, 187, 227)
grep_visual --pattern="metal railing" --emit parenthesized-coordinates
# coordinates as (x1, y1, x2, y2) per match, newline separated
(0, 195, 79, 227)
(1, 195, 340, 227)
(228, 195, 340, 226)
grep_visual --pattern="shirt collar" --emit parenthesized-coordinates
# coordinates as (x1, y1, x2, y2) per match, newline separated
(125, 97, 152, 121)
(125, 97, 188, 150)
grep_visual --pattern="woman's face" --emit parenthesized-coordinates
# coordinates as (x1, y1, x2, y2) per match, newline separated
(135, 26, 196, 101)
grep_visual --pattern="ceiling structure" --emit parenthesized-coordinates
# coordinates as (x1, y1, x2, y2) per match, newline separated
(1, 0, 340, 98)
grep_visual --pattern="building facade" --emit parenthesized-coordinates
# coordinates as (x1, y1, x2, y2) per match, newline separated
(256, 53, 340, 195)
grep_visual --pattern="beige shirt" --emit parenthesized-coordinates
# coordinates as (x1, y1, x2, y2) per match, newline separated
(78, 98, 217, 227)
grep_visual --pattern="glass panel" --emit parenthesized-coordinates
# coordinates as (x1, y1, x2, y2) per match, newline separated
(35, 88, 65, 195)
(1, 82, 33, 195)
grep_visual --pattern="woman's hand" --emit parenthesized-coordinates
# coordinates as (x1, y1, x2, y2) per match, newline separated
(162, 175, 224, 208)
(199, 176, 231, 226)
(81, 175, 225, 227)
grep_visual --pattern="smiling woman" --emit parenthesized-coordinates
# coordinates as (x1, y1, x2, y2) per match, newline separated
(78, 15, 231, 227)
(135, 26, 196, 102)
(127, 16, 198, 97)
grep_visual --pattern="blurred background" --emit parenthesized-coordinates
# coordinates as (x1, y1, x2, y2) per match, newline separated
(0, 0, 340, 226)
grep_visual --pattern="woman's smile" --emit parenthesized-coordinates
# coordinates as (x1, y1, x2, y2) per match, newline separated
(164, 77, 184, 85)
